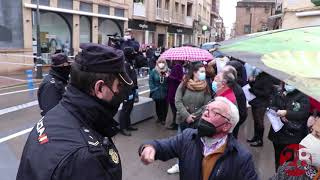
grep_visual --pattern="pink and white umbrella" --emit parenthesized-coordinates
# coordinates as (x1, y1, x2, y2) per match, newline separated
(160, 46, 213, 61)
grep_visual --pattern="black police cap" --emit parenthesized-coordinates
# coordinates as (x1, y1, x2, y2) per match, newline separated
(75, 43, 133, 86)
(51, 53, 71, 66)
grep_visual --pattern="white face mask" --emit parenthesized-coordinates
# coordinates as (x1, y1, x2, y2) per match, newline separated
(299, 134, 320, 168)
(123, 35, 131, 41)
(158, 63, 165, 69)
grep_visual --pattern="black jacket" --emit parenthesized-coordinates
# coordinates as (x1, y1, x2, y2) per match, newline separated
(17, 86, 122, 180)
(141, 129, 258, 180)
(37, 70, 68, 116)
(124, 60, 138, 90)
(268, 90, 310, 144)
(232, 83, 248, 124)
(249, 72, 274, 107)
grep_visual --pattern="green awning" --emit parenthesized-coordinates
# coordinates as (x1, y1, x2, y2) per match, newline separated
(220, 26, 320, 101)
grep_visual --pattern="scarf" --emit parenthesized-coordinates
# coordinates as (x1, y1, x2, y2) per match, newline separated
(186, 79, 207, 91)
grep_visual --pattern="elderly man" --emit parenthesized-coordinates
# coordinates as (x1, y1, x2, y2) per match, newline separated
(139, 97, 258, 180)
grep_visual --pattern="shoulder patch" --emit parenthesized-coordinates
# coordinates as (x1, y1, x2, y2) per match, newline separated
(50, 78, 55, 84)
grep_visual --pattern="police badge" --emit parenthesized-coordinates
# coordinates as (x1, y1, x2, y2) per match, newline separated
(109, 149, 119, 164)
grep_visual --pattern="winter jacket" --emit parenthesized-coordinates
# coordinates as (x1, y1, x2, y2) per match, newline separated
(149, 69, 168, 100)
(268, 90, 310, 144)
(167, 64, 184, 104)
(175, 83, 211, 125)
(249, 72, 274, 107)
(140, 129, 259, 180)
(232, 83, 248, 124)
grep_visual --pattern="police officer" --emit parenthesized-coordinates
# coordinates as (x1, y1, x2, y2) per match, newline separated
(119, 47, 138, 136)
(17, 43, 133, 180)
(37, 53, 71, 116)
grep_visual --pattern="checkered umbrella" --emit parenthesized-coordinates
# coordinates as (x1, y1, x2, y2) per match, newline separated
(160, 46, 214, 61)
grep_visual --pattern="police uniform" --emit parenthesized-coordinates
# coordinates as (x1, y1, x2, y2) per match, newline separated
(37, 53, 70, 116)
(17, 43, 133, 180)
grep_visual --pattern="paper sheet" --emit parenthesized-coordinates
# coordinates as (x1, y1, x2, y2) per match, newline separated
(242, 84, 256, 102)
(266, 109, 284, 132)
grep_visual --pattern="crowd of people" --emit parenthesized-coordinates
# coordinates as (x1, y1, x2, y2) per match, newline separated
(16, 29, 320, 180)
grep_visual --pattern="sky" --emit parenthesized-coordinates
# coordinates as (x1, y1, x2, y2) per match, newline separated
(219, 0, 240, 39)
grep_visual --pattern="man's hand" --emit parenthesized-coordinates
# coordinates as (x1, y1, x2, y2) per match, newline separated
(186, 115, 196, 123)
(277, 110, 287, 117)
(140, 145, 156, 165)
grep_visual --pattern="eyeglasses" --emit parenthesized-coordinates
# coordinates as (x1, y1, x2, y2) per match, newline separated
(205, 109, 230, 122)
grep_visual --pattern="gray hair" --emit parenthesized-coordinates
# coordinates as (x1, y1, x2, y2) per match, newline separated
(221, 68, 237, 88)
(214, 96, 239, 133)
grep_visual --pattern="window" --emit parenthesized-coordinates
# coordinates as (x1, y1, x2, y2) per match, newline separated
(187, 3, 192, 16)
(31, 0, 49, 6)
(115, 8, 125, 17)
(182, 4, 185, 16)
(244, 25, 251, 34)
(80, 2, 92, 12)
(157, 0, 162, 8)
(99, 5, 110, 15)
(165, 0, 169, 10)
(175, 2, 179, 13)
(134, 0, 144, 3)
(58, 0, 73, 9)
(246, 7, 250, 13)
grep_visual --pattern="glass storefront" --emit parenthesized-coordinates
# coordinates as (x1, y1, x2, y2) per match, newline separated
(176, 34, 182, 47)
(98, 19, 122, 45)
(33, 12, 71, 64)
(80, 16, 91, 43)
(168, 33, 175, 48)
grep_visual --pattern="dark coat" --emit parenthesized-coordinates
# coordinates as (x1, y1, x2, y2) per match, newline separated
(167, 64, 183, 104)
(17, 86, 122, 180)
(124, 59, 138, 90)
(249, 72, 274, 107)
(141, 129, 259, 180)
(232, 83, 248, 125)
(268, 90, 310, 144)
(37, 69, 68, 116)
(149, 68, 168, 100)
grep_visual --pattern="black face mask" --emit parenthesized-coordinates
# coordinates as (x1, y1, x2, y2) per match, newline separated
(197, 119, 228, 137)
(52, 66, 71, 80)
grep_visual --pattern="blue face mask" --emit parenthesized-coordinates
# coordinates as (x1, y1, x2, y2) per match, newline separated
(285, 84, 296, 93)
(211, 81, 218, 93)
(198, 72, 206, 81)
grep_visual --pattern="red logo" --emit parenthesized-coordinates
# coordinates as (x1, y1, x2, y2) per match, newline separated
(279, 144, 311, 176)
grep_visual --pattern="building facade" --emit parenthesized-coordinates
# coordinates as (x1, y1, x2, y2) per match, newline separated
(280, 0, 320, 29)
(127, 0, 219, 48)
(235, 0, 275, 36)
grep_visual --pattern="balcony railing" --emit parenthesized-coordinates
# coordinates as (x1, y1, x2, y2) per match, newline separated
(185, 16, 193, 26)
(133, 3, 145, 17)
(156, 8, 162, 20)
(164, 9, 169, 21)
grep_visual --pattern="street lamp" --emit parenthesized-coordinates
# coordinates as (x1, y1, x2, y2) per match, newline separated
(35, 0, 43, 79)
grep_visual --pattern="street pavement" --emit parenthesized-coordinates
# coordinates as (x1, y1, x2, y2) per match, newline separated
(0, 74, 276, 180)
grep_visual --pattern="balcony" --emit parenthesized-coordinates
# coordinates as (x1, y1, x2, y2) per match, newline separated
(185, 16, 193, 27)
(156, 8, 162, 20)
(164, 9, 169, 21)
(133, 2, 145, 17)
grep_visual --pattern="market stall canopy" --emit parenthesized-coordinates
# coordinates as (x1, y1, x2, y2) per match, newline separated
(220, 26, 320, 101)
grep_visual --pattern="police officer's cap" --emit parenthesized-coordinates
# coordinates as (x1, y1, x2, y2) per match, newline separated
(51, 53, 71, 66)
(75, 43, 133, 86)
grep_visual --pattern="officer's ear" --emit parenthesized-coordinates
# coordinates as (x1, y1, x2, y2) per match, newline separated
(93, 80, 105, 99)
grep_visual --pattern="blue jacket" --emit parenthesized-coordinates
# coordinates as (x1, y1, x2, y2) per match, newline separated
(142, 129, 259, 180)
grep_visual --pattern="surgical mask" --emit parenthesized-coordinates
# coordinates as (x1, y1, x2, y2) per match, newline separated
(198, 72, 206, 81)
(211, 81, 218, 93)
(197, 118, 227, 137)
(285, 84, 296, 93)
(155, 51, 160, 57)
(299, 134, 320, 168)
(158, 62, 165, 69)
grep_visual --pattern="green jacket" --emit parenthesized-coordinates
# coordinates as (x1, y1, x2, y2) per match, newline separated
(175, 83, 212, 124)
(149, 69, 168, 100)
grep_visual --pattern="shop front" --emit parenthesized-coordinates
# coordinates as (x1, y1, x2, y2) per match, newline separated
(128, 20, 156, 47)
(32, 11, 72, 64)
(168, 26, 193, 47)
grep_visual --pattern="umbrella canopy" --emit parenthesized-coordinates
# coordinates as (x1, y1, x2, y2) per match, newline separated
(160, 46, 213, 62)
(220, 26, 320, 101)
